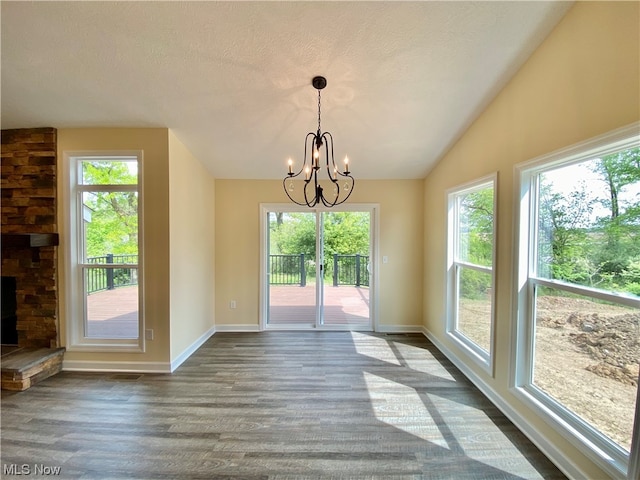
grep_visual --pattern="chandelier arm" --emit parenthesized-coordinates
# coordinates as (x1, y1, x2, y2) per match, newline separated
(320, 132, 337, 184)
(286, 132, 318, 181)
(303, 172, 318, 207)
(320, 195, 332, 208)
(328, 181, 340, 207)
(301, 132, 317, 178)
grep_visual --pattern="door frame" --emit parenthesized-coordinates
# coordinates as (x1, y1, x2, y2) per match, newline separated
(259, 203, 380, 331)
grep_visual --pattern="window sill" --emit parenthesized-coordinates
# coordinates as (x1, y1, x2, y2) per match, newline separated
(510, 385, 629, 480)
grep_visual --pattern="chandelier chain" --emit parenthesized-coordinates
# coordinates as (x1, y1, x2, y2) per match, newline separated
(317, 90, 322, 133)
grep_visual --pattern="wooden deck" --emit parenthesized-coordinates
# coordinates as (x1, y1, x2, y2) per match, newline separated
(86, 286, 138, 338)
(85, 284, 370, 338)
(269, 284, 370, 328)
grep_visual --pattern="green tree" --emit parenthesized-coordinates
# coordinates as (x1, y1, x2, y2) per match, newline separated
(592, 148, 640, 287)
(272, 213, 316, 257)
(538, 185, 594, 284)
(272, 212, 369, 259)
(537, 147, 640, 295)
(459, 188, 494, 266)
(270, 212, 370, 280)
(82, 161, 138, 258)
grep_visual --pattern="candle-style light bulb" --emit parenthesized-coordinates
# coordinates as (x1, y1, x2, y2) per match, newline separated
(287, 158, 293, 175)
(344, 155, 350, 173)
(305, 166, 310, 180)
(313, 148, 319, 168)
(333, 166, 338, 180)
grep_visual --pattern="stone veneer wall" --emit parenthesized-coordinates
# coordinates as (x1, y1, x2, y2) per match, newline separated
(1, 128, 58, 348)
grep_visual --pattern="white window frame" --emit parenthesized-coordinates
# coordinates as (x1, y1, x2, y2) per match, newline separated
(63, 151, 144, 352)
(446, 173, 497, 375)
(512, 123, 640, 479)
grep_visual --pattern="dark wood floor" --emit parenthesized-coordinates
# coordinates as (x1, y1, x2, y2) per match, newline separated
(1, 332, 566, 479)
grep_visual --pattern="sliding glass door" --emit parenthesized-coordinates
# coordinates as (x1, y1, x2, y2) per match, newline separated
(263, 206, 374, 330)
(267, 211, 317, 327)
(321, 211, 371, 327)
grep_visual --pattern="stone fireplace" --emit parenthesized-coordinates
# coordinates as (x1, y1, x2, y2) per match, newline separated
(1, 128, 59, 349)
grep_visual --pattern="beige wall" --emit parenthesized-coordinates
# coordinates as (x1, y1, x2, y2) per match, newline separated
(423, 2, 639, 478)
(168, 130, 216, 362)
(57, 128, 172, 365)
(215, 179, 423, 329)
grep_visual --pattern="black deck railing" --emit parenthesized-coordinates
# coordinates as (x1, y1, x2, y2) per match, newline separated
(86, 254, 138, 294)
(269, 254, 307, 286)
(333, 254, 369, 287)
(268, 254, 369, 287)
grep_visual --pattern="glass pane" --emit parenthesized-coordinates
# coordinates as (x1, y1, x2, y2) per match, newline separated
(536, 148, 640, 297)
(81, 159, 138, 185)
(457, 266, 492, 352)
(84, 267, 138, 339)
(457, 186, 494, 267)
(533, 284, 639, 452)
(268, 212, 317, 326)
(323, 211, 371, 327)
(82, 191, 138, 262)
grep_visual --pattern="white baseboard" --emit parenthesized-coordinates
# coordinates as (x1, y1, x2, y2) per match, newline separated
(215, 324, 260, 332)
(377, 324, 424, 333)
(62, 360, 171, 373)
(62, 327, 216, 374)
(216, 324, 423, 333)
(422, 327, 588, 480)
(170, 326, 216, 372)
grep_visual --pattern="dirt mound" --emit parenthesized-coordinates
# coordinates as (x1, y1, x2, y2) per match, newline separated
(536, 297, 639, 386)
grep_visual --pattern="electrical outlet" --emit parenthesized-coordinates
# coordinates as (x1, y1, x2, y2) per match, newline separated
(145, 329, 154, 340)
(230, 300, 237, 309)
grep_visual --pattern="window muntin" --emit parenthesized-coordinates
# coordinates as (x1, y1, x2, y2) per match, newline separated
(67, 154, 143, 350)
(447, 176, 496, 369)
(516, 128, 639, 478)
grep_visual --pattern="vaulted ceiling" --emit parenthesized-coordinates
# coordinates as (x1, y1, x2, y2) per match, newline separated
(1, 1, 572, 179)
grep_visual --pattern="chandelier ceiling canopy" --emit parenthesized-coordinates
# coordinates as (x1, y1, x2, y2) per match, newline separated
(283, 76, 355, 207)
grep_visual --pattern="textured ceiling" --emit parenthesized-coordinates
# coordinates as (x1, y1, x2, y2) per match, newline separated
(1, 1, 572, 179)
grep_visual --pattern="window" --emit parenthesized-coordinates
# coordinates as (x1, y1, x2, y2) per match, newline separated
(514, 125, 639, 478)
(65, 153, 143, 351)
(446, 174, 496, 372)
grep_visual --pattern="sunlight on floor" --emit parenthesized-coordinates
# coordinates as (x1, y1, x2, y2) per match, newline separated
(392, 341, 457, 381)
(350, 332, 401, 365)
(427, 392, 541, 477)
(359, 339, 544, 479)
(364, 372, 448, 447)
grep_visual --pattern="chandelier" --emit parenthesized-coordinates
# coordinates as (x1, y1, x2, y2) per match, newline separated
(283, 76, 355, 207)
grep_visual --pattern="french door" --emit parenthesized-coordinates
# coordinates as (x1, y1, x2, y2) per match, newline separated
(261, 205, 376, 331)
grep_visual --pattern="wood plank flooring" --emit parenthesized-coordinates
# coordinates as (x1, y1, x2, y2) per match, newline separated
(0, 332, 566, 479)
